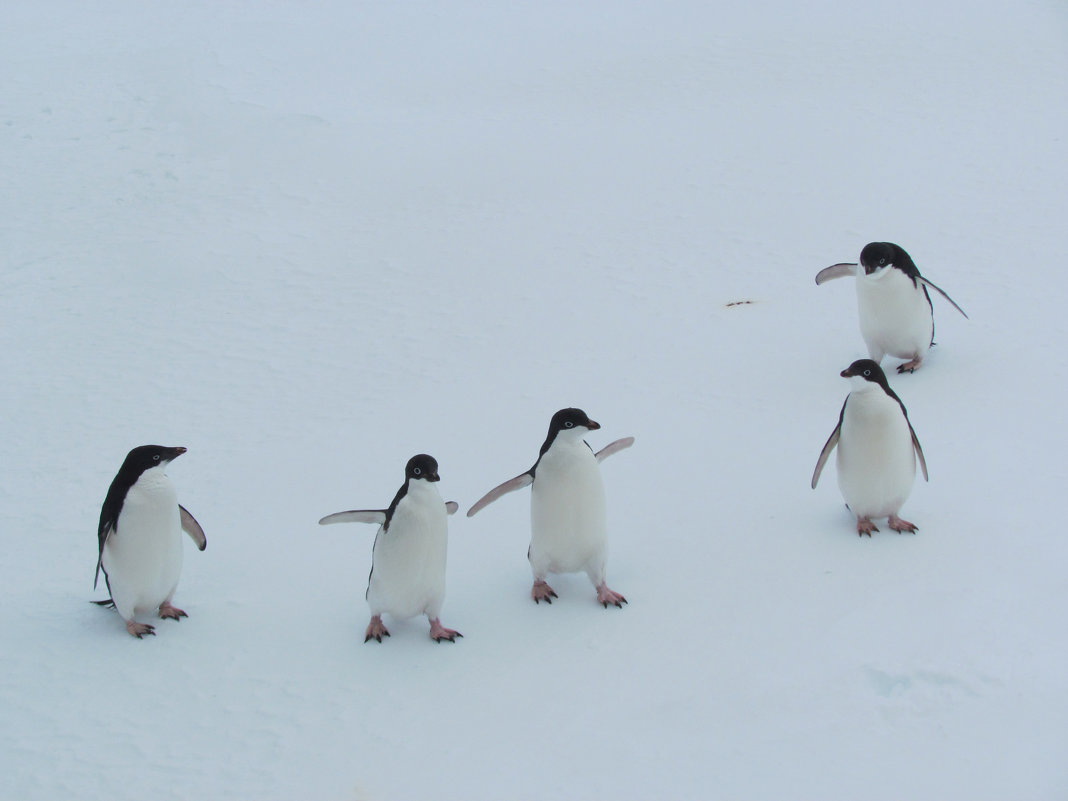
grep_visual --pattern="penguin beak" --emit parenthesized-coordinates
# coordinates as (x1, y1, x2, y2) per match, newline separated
(586, 420, 601, 431)
(840, 367, 853, 378)
(167, 446, 188, 462)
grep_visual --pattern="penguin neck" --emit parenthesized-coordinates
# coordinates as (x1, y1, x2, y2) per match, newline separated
(552, 429, 589, 449)
(133, 464, 172, 488)
(126, 464, 177, 505)
(405, 478, 441, 502)
(862, 264, 894, 281)
(848, 376, 882, 395)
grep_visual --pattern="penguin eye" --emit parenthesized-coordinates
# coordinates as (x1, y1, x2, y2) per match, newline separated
(413, 467, 421, 475)
(863, 369, 871, 376)
(564, 421, 574, 428)
(153, 455, 160, 461)
(878, 258, 886, 266)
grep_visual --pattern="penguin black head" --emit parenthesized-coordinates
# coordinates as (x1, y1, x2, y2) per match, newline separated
(119, 445, 187, 477)
(405, 454, 440, 482)
(860, 242, 919, 280)
(548, 408, 601, 435)
(840, 359, 892, 391)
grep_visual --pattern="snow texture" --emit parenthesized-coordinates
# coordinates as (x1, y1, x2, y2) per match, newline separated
(2, 2, 1066, 799)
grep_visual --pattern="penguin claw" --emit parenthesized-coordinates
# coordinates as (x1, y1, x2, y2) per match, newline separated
(364, 616, 390, 643)
(595, 584, 627, 609)
(896, 358, 922, 373)
(889, 514, 919, 534)
(429, 619, 462, 642)
(531, 580, 558, 604)
(158, 603, 187, 621)
(856, 519, 879, 537)
(125, 621, 156, 638)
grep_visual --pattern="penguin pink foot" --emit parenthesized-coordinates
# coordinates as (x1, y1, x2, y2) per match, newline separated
(125, 620, 156, 638)
(596, 583, 627, 608)
(364, 615, 390, 643)
(889, 514, 918, 533)
(158, 602, 187, 620)
(896, 357, 923, 373)
(856, 518, 879, 537)
(531, 579, 558, 604)
(429, 618, 462, 642)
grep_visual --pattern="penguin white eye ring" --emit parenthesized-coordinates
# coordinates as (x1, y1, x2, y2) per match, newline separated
(466, 407, 634, 609)
(815, 241, 968, 374)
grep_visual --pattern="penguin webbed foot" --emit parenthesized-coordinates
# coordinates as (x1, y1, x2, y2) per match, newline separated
(888, 514, 919, 534)
(531, 580, 558, 604)
(125, 620, 156, 639)
(429, 619, 463, 643)
(856, 519, 879, 537)
(896, 358, 922, 374)
(158, 603, 188, 621)
(596, 583, 628, 609)
(364, 616, 391, 643)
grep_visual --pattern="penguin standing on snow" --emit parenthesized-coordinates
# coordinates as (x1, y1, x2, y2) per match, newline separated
(467, 408, 633, 607)
(811, 360, 928, 536)
(816, 242, 968, 373)
(94, 445, 207, 638)
(319, 454, 462, 643)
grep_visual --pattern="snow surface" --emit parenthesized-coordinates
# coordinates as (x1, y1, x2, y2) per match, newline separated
(3, 2, 1067, 799)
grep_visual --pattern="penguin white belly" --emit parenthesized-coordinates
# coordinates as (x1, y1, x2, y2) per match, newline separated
(836, 391, 916, 519)
(366, 485, 448, 620)
(102, 471, 183, 620)
(856, 269, 932, 361)
(530, 443, 607, 575)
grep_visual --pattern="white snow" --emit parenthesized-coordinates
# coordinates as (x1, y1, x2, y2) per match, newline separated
(2, 2, 1066, 799)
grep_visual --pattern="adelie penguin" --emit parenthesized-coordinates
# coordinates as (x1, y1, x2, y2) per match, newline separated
(319, 454, 462, 643)
(811, 360, 928, 536)
(467, 408, 634, 607)
(816, 242, 968, 373)
(94, 445, 207, 638)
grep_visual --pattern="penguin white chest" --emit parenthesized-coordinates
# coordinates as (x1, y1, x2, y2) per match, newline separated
(530, 439, 607, 573)
(836, 389, 916, 519)
(102, 467, 183, 617)
(856, 268, 932, 361)
(367, 481, 449, 620)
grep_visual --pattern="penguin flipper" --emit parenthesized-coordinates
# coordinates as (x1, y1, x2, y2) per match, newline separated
(179, 505, 207, 551)
(595, 436, 635, 462)
(920, 277, 968, 319)
(445, 501, 459, 515)
(93, 522, 114, 590)
(910, 424, 929, 481)
(466, 473, 534, 517)
(319, 510, 388, 526)
(815, 262, 858, 285)
(812, 399, 846, 489)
